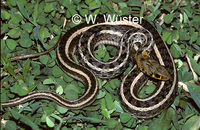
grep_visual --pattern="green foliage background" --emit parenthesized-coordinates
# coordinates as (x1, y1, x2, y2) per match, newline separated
(1, 0, 200, 129)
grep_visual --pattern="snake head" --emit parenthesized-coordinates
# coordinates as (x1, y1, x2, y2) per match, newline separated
(150, 63, 171, 81)
(135, 52, 171, 81)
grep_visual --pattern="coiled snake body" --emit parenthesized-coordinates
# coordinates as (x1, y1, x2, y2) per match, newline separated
(2, 15, 177, 118)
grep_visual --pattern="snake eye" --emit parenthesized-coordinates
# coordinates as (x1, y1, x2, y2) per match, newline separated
(153, 73, 162, 80)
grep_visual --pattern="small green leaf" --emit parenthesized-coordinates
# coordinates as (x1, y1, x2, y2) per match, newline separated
(56, 85, 63, 95)
(10, 14, 23, 24)
(39, 27, 50, 40)
(182, 116, 199, 130)
(64, 84, 79, 93)
(52, 68, 63, 77)
(8, 27, 22, 38)
(19, 37, 32, 48)
(9, 109, 39, 130)
(43, 79, 55, 84)
(101, 109, 109, 118)
(32, 0, 39, 23)
(65, 89, 78, 100)
(164, 14, 174, 24)
(63, 74, 74, 82)
(56, 105, 68, 114)
(5, 120, 17, 130)
(97, 49, 106, 58)
(120, 113, 132, 123)
(186, 82, 200, 93)
(1, 92, 9, 103)
(97, 91, 106, 99)
(100, 98, 106, 110)
(191, 32, 198, 42)
(16, 1, 37, 26)
(41, 114, 47, 123)
(105, 93, 114, 110)
(22, 23, 33, 33)
(45, 106, 55, 115)
(187, 85, 200, 109)
(39, 55, 49, 64)
(23, 59, 30, 81)
(46, 116, 55, 128)
(80, 9, 89, 17)
(104, 118, 118, 129)
(18, 83, 29, 96)
(2, 10, 10, 20)
(170, 44, 182, 58)
(60, 0, 72, 7)
(188, 55, 200, 75)
(44, 4, 54, 13)
(114, 100, 124, 113)
(6, 39, 18, 51)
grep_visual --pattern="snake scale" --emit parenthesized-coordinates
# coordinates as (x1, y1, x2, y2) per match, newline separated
(1, 15, 177, 118)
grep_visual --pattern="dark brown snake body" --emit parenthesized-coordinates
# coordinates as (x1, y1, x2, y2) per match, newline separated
(1, 15, 177, 118)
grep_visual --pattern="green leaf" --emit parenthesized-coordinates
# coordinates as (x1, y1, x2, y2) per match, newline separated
(33, 0, 39, 23)
(170, 44, 182, 58)
(39, 27, 50, 40)
(56, 105, 68, 114)
(190, 117, 200, 130)
(188, 55, 200, 75)
(46, 116, 55, 128)
(97, 91, 106, 99)
(1, 92, 9, 103)
(63, 74, 74, 82)
(1, 10, 10, 20)
(21, 23, 33, 33)
(164, 14, 174, 24)
(127, 0, 142, 6)
(41, 114, 46, 123)
(16, 1, 37, 26)
(6, 39, 18, 51)
(187, 85, 200, 109)
(44, 4, 54, 13)
(23, 59, 30, 81)
(8, 27, 22, 38)
(120, 113, 132, 123)
(52, 67, 63, 77)
(114, 100, 124, 113)
(193, 15, 200, 23)
(182, 116, 199, 130)
(64, 84, 80, 93)
(10, 14, 23, 24)
(191, 32, 198, 42)
(5, 120, 17, 130)
(43, 79, 55, 84)
(100, 98, 106, 110)
(104, 118, 118, 129)
(9, 109, 39, 130)
(186, 82, 200, 93)
(18, 83, 29, 96)
(65, 89, 78, 100)
(56, 85, 63, 95)
(105, 93, 114, 110)
(60, 0, 72, 7)
(39, 55, 49, 64)
(19, 37, 32, 48)
(45, 106, 55, 115)
(80, 9, 89, 17)
(97, 49, 106, 58)
(89, 0, 101, 10)
(101, 109, 109, 118)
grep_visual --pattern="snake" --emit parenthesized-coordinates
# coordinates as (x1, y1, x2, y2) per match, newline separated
(1, 15, 177, 118)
